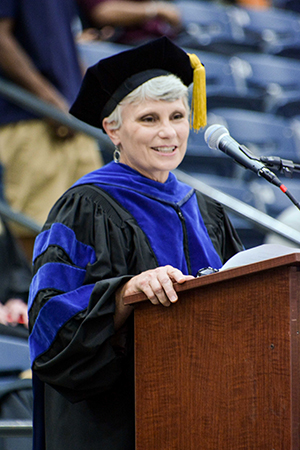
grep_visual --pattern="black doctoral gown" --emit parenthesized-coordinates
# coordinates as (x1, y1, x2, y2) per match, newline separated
(28, 178, 243, 450)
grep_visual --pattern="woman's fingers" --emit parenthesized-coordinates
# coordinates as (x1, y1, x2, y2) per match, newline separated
(127, 265, 194, 307)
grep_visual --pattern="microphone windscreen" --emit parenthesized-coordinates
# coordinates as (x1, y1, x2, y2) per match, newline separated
(204, 124, 229, 150)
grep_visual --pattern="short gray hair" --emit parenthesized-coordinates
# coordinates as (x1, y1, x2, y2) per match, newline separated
(105, 74, 189, 130)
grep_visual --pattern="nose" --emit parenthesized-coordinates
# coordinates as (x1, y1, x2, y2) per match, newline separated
(157, 120, 177, 139)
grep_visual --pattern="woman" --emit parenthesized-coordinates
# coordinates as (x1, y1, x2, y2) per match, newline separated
(28, 37, 243, 450)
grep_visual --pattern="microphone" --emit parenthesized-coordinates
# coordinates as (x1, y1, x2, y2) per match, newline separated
(205, 124, 269, 175)
(204, 124, 280, 184)
(204, 124, 300, 210)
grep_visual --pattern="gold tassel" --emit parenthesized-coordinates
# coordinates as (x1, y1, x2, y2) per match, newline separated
(187, 53, 207, 132)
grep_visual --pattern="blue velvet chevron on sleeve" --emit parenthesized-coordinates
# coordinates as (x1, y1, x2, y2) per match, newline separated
(29, 222, 97, 365)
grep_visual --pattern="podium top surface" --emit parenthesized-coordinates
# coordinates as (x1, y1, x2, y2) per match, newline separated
(124, 250, 300, 306)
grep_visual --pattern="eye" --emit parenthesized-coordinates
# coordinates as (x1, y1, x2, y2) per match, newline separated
(172, 111, 185, 120)
(141, 116, 155, 123)
(140, 115, 156, 123)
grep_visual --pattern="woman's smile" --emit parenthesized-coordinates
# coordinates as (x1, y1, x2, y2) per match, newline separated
(151, 145, 177, 153)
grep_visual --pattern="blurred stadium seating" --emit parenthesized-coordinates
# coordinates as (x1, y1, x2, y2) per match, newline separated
(175, 0, 260, 54)
(229, 4, 300, 54)
(229, 53, 300, 113)
(0, 335, 30, 386)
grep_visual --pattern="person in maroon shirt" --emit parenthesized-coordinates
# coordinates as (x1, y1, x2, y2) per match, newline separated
(79, 0, 182, 44)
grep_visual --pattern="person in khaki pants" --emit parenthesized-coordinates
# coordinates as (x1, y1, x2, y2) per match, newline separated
(0, 121, 101, 257)
(0, 0, 103, 259)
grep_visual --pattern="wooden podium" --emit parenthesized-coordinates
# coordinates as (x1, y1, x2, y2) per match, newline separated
(124, 253, 300, 450)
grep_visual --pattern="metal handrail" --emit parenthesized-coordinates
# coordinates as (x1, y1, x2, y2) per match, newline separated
(0, 420, 33, 437)
(0, 200, 41, 234)
(0, 77, 106, 141)
(175, 169, 300, 246)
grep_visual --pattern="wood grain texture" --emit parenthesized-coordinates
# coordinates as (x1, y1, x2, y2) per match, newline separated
(134, 262, 300, 449)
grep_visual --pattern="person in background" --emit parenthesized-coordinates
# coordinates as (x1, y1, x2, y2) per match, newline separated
(78, 0, 182, 44)
(0, 217, 31, 338)
(224, 0, 271, 7)
(234, 0, 271, 7)
(0, 297, 28, 332)
(0, 0, 103, 260)
(28, 37, 243, 450)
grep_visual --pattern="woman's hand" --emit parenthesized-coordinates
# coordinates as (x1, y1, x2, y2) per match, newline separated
(123, 265, 193, 306)
(114, 266, 193, 330)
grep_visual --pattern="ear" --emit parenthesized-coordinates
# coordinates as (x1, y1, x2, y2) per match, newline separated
(102, 119, 120, 146)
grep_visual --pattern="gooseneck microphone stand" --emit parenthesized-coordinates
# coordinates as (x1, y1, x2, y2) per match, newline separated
(259, 155, 300, 210)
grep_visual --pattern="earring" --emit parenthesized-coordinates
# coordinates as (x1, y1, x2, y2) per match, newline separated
(113, 146, 121, 163)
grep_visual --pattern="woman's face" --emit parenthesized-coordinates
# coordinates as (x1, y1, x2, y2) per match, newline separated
(104, 98, 190, 183)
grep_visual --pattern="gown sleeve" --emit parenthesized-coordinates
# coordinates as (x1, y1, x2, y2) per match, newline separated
(28, 185, 157, 402)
